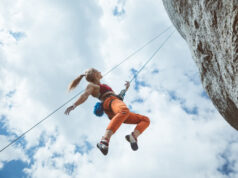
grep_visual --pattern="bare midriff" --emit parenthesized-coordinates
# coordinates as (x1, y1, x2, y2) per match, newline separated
(100, 91, 115, 101)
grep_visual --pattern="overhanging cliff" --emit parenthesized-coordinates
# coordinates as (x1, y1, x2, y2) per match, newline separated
(162, 0, 238, 130)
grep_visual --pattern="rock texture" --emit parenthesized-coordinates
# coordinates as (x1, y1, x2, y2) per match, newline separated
(162, 0, 238, 130)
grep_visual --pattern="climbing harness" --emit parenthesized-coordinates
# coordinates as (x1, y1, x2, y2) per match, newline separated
(93, 88, 127, 117)
(0, 27, 175, 153)
(93, 30, 175, 117)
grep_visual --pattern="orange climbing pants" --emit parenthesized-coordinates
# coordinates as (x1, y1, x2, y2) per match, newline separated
(103, 96, 150, 134)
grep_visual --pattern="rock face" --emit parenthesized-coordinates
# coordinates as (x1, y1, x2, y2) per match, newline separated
(162, 0, 238, 130)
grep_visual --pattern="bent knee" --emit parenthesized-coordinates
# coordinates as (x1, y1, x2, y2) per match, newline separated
(143, 116, 150, 126)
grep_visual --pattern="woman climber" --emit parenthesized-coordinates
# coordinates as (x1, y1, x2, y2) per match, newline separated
(64, 68, 150, 155)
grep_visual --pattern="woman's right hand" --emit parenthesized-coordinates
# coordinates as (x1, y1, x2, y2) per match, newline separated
(64, 105, 75, 115)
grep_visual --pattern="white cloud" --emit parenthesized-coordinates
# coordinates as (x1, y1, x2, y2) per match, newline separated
(0, 0, 237, 178)
(0, 135, 28, 169)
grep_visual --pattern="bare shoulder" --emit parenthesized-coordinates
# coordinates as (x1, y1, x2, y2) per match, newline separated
(85, 83, 99, 94)
(87, 83, 100, 89)
(86, 83, 100, 97)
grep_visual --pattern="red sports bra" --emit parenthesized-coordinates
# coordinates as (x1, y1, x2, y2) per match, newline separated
(99, 84, 113, 99)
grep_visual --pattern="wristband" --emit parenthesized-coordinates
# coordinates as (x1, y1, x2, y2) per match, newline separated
(73, 104, 77, 109)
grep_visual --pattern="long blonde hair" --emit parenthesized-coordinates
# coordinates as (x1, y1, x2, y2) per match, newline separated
(68, 68, 98, 91)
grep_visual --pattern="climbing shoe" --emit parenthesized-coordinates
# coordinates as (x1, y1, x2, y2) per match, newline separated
(97, 138, 109, 155)
(125, 132, 138, 151)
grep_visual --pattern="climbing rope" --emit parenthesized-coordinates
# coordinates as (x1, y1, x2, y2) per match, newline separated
(103, 26, 172, 77)
(0, 27, 175, 153)
(129, 30, 175, 83)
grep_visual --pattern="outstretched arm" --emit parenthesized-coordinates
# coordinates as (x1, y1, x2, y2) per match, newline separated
(64, 84, 94, 115)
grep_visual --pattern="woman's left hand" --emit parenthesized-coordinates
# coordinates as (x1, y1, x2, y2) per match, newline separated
(64, 105, 75, 115)
(125, 81, 130, 90)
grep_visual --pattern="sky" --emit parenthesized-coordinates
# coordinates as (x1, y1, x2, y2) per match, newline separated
(0, 0, 237, 178)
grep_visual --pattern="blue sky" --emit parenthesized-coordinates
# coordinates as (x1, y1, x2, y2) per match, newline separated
(0, 0, 237, 178)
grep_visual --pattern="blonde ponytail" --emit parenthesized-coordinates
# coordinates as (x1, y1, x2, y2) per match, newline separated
(68, 74, 85, 91)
